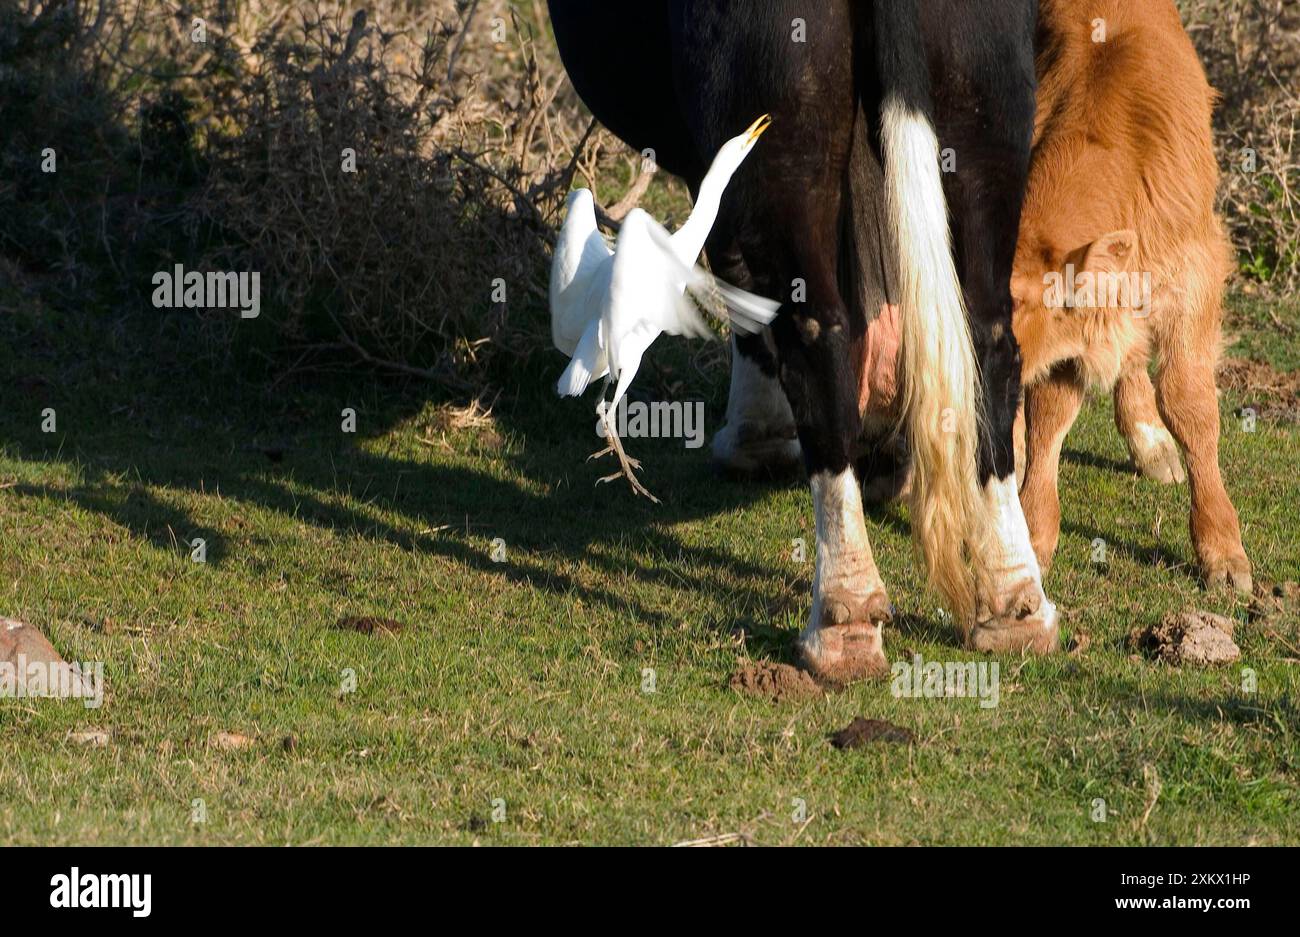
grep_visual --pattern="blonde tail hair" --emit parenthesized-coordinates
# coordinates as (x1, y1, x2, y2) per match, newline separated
(880, 96, 993, 625)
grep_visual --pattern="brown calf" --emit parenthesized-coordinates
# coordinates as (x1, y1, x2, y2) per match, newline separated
(1010, 0, 1251, 591)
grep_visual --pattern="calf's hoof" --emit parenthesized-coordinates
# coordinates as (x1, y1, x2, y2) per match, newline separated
(968, 579, 1060, 655)
(1128, 427, 1186, 485)
(1203, 554, 1252, 594)
(797, 592, 891, 686)
(711, 421, 802, 480)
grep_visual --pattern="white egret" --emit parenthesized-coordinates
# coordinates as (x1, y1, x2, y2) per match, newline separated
(550, 114, 779, 501)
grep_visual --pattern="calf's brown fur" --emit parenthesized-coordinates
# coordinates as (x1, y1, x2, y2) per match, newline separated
(1010, 0, 1250, 591)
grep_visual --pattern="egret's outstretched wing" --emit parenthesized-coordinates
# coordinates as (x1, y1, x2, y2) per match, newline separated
(640, 212, 779, 336)
(607, 210, 716, 343)
(550, 189, 613, 355)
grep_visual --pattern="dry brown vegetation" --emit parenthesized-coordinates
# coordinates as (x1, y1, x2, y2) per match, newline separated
(0, 0, 1295, 387)
(1179, 0, 1299, 292)
(0, 0, 621, 384)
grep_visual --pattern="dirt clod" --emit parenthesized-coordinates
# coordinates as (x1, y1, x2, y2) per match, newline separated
(212, 732, 257, 751)
(1067, 630, 1092, 656)
(334, 615, 404, 636)
(1129, 611, 1240, 666)
(830, 718, 915, 749)
(729, 661, 823, 703)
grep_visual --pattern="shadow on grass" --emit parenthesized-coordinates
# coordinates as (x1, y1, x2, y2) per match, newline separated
(0, 312, 804, 635)
(2, 312, 1218, 648)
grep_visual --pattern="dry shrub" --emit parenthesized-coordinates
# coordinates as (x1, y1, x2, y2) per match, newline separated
(0, 0, 619, 386)
(192, 0, 610, 384)
(1179, 0, 1300, 292)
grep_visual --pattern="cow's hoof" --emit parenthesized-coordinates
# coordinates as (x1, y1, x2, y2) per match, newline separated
(711, 421, 802, 480)
(1203, 554, 1252, 594)
(1129, 428, 1185, 485)
(968, 579, 1060, 655)
(861, 461, 912, 505)
(797, 593, 892, 686)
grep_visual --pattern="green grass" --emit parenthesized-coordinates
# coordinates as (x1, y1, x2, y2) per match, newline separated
(0, 291, 1297, 845)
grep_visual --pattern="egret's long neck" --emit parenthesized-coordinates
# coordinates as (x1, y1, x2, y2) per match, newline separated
(670, 158, 736, 266)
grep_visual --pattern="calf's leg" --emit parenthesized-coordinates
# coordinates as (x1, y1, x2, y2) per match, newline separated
(1020, 364, 1086, 574)
(1114, 350, 1185, 484)
(1152, 299, 1251, 592)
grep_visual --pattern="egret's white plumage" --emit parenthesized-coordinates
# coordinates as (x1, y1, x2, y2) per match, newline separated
(549, 115, 779, 499)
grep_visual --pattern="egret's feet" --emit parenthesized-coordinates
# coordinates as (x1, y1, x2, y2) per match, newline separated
(590, 419, 660, 504)
(797, 590, 892, 686)
(1126, 424, 1186, 485)
(969, 578, 1060, 655)
(711, 420, 802, 480)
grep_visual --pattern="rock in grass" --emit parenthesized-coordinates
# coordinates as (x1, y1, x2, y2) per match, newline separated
(1129, 611, 1240, 666)
(334, 616, 405, 636)
(830, 717, 915, 749)
(0, 617, 96, 697)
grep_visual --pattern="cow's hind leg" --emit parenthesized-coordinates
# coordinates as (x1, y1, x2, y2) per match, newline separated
(783, 314, 892, 682)
(674, 0, 886, 681)
(932, 1, 1057, 652)
(741, 162, 890, 684)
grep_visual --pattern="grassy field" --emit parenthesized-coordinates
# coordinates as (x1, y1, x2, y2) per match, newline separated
(1, 283, 1298, 845)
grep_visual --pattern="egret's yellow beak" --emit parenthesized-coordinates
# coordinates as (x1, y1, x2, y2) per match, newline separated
(745, 114, 773, 145)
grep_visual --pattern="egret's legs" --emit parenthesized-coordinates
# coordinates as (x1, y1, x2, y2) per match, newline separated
(589, 396, 661, 505)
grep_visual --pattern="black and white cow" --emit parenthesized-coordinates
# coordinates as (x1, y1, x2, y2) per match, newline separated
(547, 0, 1057, 682)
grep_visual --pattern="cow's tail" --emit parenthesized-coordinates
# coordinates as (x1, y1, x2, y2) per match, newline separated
(873, 0, 991, 625)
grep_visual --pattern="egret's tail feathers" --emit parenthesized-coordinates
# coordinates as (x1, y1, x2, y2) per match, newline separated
(875, 0, 992, 626)
(557, 356, 594, 398)
(556, 318, 607, 398)
(714, 281, 780, 334)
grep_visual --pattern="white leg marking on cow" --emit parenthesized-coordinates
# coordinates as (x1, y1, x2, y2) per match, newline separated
(807, 469, 871, 633)
(982, 476, 1056, 630)
(711, 332, 801, 473)
(796, 468, 891, 684)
